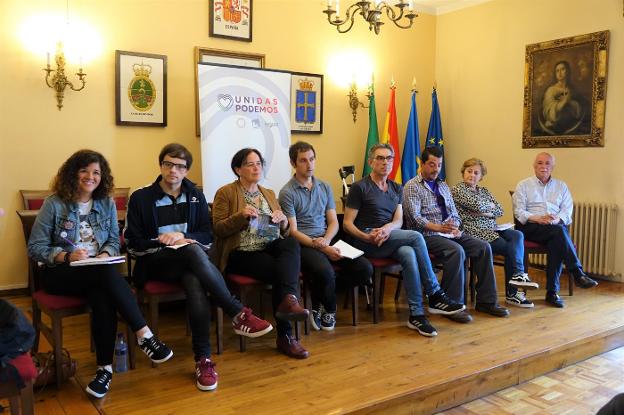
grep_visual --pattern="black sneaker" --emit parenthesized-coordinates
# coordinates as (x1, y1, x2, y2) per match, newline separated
(321, 312, 336, 331)
(427, 291, 466, 315)
(407, 315, 437, 337)
(139, 335, 173, 363)
(309, 307, 322, 331)
(506, 291, 534, 308)
(509, 273, 539, 289)
(86, 368, 112, 398)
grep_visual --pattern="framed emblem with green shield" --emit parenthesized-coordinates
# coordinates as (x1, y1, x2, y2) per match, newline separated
(115, 50, 167, 127)
(290, 72, 323, 134)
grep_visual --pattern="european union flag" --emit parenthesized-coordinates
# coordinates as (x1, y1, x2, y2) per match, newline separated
(295, 90, 316, 123)
(401, 91, 420, 183)
(426, 88, 445, 180)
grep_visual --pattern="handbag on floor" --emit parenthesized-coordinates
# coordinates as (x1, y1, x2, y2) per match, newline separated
(32, 349, 77, 387)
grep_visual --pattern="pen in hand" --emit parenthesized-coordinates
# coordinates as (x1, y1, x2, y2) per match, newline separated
(60, 231, 77, 248)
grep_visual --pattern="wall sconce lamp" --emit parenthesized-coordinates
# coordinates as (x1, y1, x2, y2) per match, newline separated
(348, 82, 371, 122)
(44, 41, 86, 110)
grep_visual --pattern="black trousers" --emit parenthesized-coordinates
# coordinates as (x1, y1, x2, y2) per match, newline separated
(43, 264, 146, 366)
(300, 246, 372, 313)
(226, 236, 301, 337)
(142, 244, 243, 360)
(517, 222, 582, 293)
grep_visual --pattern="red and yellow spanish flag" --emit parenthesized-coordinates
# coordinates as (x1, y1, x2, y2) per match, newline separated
(381, 85, 402, 183)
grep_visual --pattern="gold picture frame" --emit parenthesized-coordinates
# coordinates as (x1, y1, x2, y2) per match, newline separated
(522, 30, 609, 148)
(194, 47, 266, 136)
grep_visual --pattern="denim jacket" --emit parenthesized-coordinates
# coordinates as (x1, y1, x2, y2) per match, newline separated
(27, 194, 120, 266)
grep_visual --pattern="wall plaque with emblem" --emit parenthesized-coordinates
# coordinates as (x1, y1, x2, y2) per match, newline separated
(115, 50, 167, 127)
(290, 72, 323, 134)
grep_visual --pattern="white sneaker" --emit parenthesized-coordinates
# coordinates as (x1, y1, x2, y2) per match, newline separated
(506, 291, 534, 308)
(509, 273, 539, 289)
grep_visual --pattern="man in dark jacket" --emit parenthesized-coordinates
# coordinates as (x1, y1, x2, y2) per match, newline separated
(124, 143, 272, 392)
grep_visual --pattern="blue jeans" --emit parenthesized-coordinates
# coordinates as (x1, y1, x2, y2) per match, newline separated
(352, 229, 441, 316)
(489, 229, 525, 296)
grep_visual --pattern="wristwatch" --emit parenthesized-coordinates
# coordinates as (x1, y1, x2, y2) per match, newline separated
(64, 252, 70, 264)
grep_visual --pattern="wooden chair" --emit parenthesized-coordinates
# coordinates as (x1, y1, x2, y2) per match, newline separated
(225, 274, 271, 352)
(17, 210, 137, 379)
(127, 254, 223, 359)
(334, 213, 372, 327)
(509, 191, 573, 296)
(16, 210, 91, 387)
(20, 188, 129, 218)
(0, 353, 38, 415)
(367, 257, 402, 324)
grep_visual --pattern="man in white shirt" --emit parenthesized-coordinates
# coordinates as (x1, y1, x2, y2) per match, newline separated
(513, 152, 598, 308)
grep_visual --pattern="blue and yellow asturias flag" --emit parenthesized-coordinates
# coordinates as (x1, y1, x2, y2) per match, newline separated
(426, 87, 446, 180)
(401, 91, 421, 183)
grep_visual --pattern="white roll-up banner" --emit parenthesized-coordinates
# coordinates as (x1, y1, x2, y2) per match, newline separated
(198, 64, 292, 201)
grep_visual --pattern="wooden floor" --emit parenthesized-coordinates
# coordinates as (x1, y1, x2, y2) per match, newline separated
(3, 267, 624, 415)
(439, 347, 624, 414)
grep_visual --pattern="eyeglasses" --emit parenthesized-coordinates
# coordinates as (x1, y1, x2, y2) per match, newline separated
(374, 155, 394, 162)
(161, 161, 188, 171)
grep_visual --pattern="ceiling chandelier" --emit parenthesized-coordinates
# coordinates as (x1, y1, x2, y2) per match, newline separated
(323, 1, 418, 35)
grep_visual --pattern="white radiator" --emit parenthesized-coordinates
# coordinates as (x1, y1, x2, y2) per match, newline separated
(528, 202, 619, 278)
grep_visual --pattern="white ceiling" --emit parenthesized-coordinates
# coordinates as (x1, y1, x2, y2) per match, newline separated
(413, 0, 495, 15)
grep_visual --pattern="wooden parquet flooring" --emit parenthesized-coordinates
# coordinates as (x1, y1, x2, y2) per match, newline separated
(438, 347, 624, 414)
(2, 268, 624, 414)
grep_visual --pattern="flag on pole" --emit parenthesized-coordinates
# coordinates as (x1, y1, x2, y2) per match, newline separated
(380, 85, 402, 183)
(426, 87, 445, 180)
(362, 84, 379, 177)
(401, 90, 421, 183)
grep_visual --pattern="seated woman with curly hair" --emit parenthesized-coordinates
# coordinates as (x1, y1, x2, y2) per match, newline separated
(27, 149, 173, 398)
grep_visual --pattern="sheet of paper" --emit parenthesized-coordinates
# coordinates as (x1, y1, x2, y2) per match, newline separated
(332, 240, 364, 260)
(70, 255, 126, 267)
(165, 242, 212, 251)
(496, 223, 515, 231)
(436, 232, 456, 239)
(165, 242, 192, 250)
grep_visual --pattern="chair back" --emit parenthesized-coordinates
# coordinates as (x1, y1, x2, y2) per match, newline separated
(113, 187, 130, 222)
(19, 190, 53, 210)
(509, 190, 522, 228)
(336, 213, 348, 241)
(16, 210, 42, 294)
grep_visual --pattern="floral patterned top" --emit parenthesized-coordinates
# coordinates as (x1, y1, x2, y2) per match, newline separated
(451, 182, 504, 243)
(238, 191, 274, 252)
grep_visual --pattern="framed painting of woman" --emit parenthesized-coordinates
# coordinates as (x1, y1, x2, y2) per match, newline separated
(522, 31, 609, 148)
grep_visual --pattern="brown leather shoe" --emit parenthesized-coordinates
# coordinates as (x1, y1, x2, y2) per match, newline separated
(475, 302, 510, 317)
(444, 310, 473, 323)
(275, 294, 309, 321)
(276, 334, 309, 359)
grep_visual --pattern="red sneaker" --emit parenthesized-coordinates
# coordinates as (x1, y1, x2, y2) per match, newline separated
(233, 307, 273, 338)
(196, 357, 218, 391)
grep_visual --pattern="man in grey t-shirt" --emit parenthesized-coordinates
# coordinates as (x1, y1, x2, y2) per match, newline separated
(343, 143, 465, 337)
(279, 142, 372, 331)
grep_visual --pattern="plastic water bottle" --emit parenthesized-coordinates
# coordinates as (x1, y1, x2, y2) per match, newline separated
(114, 332, 128, 373)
